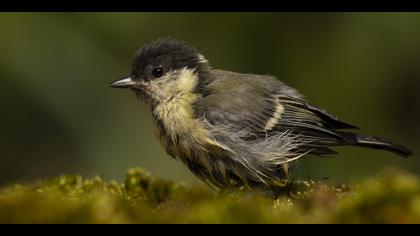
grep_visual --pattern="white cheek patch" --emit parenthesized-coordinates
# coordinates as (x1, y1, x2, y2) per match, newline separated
(147, 76, 172, 100)
(177, 67, 198, 93)
(264, 96, 284, 131)
(150, 67, 198, 99)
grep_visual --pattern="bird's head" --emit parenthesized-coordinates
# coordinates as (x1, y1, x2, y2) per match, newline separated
(110, 38, 210, 104)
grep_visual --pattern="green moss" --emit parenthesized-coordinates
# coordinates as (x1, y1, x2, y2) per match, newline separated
(1, 167, 420, 223)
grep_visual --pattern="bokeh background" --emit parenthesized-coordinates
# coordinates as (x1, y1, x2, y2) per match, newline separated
(1, 13, 419, 186)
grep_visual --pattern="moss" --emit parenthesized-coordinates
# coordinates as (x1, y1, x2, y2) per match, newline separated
(1, 167, 420, 223)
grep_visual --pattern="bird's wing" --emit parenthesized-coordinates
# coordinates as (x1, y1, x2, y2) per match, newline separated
(194, 70, 357, 156)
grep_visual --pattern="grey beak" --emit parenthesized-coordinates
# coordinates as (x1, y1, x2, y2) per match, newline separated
(109, 77, 136, 88)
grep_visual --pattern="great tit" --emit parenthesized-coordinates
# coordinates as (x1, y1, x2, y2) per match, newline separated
(110, 38, 412, 191)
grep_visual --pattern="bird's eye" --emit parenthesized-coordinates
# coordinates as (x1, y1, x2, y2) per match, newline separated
(152, 67, 164, 78)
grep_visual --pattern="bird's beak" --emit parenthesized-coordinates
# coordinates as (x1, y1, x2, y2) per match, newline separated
(109, 77, 136, 89)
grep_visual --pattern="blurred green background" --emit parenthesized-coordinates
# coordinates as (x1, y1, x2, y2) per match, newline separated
(1, 13, 419, 186)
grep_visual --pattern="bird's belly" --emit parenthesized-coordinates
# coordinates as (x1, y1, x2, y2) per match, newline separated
(153, 121, 248, 188)
(152, 119, 288, 189)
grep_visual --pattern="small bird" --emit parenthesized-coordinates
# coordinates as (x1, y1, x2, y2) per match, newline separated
(111, 38, 412, 191)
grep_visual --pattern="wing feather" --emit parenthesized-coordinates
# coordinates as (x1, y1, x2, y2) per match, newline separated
(194, 70, 357, 156)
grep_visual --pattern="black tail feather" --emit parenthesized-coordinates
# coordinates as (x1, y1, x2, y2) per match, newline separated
(338, 132, 413, 158)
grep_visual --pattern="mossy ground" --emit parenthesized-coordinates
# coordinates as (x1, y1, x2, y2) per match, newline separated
(1, 168, 420, 223)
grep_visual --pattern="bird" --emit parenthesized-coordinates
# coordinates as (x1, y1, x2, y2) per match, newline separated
(110, 37, 412, 191)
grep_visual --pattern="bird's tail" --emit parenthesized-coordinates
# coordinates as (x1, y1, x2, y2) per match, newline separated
(338, 132, 413, 158)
